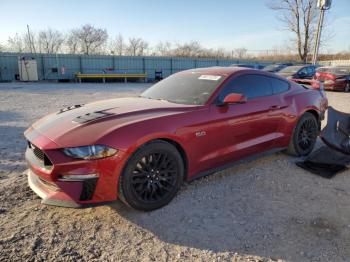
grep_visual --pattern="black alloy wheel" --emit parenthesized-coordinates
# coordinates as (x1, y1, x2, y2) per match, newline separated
(345, 82, 350, 92)
(287, 112, 318, 156)
(131, 152, 178, 202)
(297, 118, 318, 152)
(119, 140, 184, 211)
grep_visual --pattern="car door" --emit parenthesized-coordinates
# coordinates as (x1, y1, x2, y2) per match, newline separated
(194, 74, 283, 172)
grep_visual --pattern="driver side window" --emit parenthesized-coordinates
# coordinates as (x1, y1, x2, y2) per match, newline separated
(217, 74, 273, 102)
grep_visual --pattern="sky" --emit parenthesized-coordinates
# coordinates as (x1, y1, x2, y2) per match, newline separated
(0, 0, 349, 53)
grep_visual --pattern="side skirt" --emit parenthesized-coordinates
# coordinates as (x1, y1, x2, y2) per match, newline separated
(188, 147, 285, 182)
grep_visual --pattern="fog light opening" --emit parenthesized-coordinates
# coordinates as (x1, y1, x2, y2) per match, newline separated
(58, 174, 99, 181)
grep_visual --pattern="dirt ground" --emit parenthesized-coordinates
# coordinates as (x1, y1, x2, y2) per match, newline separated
(0, 82, 350, 262)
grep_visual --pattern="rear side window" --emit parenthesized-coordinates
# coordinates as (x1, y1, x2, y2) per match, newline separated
(270, 78, 290, 94)
(218, 74, 273, 101)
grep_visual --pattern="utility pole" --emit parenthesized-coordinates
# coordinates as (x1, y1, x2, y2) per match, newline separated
(312, 0, 332, 65)
(27, 25, 36, 54)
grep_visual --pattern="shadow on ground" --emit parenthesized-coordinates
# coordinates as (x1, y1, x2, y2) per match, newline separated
(107, 154, 350, 261)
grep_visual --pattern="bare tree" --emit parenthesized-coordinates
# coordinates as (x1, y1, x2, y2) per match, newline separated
(38, 28, 64, 53)
(137, 39, 149, 56)
(155, 41, 172, 56)
(126, 37, 149, 56)
(7, 31, 36, 53)
(126, 38, 140, 56)
(109, 33, 125, 55)
(268, 0, 319, 63)
(73, 24, 108, 55)
(172, 41, 203, 57)
(233, 48, 248, 59)
(213, 48, 229, 58)
(7, 33, 25, 52)
(66, 30, 80, 54)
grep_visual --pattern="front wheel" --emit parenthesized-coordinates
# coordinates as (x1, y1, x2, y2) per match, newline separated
(287, 112, 318, 156)
(119, 140, 184, 211)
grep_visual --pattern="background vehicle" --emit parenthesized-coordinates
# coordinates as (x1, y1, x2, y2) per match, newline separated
(229, 64, 264, 69)
(24, 67, 328, 211)
(277, 65, 317, 83)
(262, 63, 293, 73)
(313, 66, 350, 92)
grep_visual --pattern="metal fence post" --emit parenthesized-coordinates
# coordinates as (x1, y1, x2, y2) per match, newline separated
(170, 58, 173, 75)
(142, 57, 146, 74)
(41, 55, 45, 80)
(79, 56, 83, 73)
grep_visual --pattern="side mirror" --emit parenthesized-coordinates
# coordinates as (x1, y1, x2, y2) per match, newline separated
(220, 93, 247, 106)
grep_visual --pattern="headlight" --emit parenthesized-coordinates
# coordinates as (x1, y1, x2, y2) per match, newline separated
(62, 145, 117, 160)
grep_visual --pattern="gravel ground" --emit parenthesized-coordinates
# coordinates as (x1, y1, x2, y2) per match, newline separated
(0, 82, 350, 262)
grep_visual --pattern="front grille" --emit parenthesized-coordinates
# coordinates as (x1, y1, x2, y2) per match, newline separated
(28, 141, 53, 167)
(33, 146, 45, 161)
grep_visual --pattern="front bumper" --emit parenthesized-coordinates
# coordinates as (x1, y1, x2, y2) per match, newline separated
(28, 169, 82, 208)
(24, 129, 128, 207)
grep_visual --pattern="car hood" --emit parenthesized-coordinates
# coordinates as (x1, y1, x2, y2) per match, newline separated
(25, 97, 197, 148)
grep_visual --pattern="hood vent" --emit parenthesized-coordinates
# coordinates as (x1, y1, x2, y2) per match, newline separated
(73, 111, 114, 124)
(58, 104, 84, 114)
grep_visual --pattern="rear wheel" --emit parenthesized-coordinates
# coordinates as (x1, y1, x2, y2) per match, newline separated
(287, 112, 318, 156)
(345, 82, 350, 92)
(119, 140, 184, 211)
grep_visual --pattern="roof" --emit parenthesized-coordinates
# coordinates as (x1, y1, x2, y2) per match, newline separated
(183, 66, 256, 76)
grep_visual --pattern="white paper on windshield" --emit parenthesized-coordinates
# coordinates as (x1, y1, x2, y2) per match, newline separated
(198, 75, 222, 81)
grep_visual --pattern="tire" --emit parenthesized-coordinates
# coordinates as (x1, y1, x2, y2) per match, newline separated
(119, 140, 184, 211)
(345, 82, 350, 92)
(286, 112, 318, 156)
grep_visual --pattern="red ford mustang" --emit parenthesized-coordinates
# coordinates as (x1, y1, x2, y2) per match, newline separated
(24, 67, 328, 211)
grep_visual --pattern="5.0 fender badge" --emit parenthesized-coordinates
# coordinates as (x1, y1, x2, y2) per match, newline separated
(195, 131, 206, 137)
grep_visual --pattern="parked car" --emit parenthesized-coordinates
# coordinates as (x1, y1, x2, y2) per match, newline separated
(230, 64, 264, 69)
(312, 66, 350, 92)
(262, 63, 293, 73)
(277, 65, 317, 83)
(24, 67, 328, 211)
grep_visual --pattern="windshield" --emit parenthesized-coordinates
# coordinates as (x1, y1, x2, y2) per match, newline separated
(279, 66, 303, 74)
(141, 72, 225, 105)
